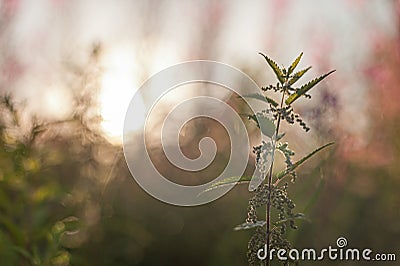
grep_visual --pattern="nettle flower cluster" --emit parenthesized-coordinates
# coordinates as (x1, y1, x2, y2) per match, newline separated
(210, 52, 334, 266)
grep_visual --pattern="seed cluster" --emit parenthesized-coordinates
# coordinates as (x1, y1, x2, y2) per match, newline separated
(252, 141, 273, 175)
(245, 183, 299, 265)
(261, 84, 310, 132)
(276, 142, 297, 182)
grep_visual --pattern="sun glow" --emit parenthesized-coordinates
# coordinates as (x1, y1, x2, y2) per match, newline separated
(99, 48, 145, 144)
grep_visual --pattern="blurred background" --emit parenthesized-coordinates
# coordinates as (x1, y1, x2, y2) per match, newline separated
(0, 0, 399, 265)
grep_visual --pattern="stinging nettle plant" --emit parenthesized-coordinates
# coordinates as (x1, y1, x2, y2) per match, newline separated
(208, 52, 335, 265)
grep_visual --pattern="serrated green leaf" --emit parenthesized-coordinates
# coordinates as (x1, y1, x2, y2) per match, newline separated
(247, 114, 257, 125)
(243, 93, 266, 102)
(258, 115, 276, 137)
(234, 221, 266, 231)
(265, 97, 279, 107)
(205, 143, 333, 193)
(276, 132, 286, 141)
(286, 70, 336, 105)
(243, 93, 278, 107)
(273, 213, 310, 225)
(203, 176, 254, 193)
(259, 53, 285, 84)
(294, 213, 307, 219)
(247, 114, 276, 138)
(287, 52, 303, 75)
(288, 66, 311, 86)
(275, 142, 334, 180)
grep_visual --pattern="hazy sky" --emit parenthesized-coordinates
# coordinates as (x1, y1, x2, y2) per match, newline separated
(1, 0, 397, 140)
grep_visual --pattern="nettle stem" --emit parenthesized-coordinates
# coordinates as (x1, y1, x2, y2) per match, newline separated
(265, 82, 287, 266)
(240, 52, 334, 265)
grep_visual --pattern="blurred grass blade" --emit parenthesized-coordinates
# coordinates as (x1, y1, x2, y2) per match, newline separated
(286, 70, 336, 105)
(275, 142, 334, 180)
(0, 216, 25, 245)
(288, 52, 303, 75)
(259, 53, 285, 84)
(12, 246, 34, 262)
(288, 66, 311, 86)
(303, 176, 325, 214)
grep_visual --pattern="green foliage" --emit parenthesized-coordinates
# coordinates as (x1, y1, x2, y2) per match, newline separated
(247, 112, 276, 138)
(226, 53, 334, 265)
(275, 142, 334, 182)
(286, 70, 336, 105)
(203, 176, 254, 193)
(276, 142, 296, 181)
(244, 183, 301, 265)
(288, 66, 311, 86)
(206, 142, 334, 192)
(259, 53, 285, 84)
(243, 93, 279, 107)
(287, 52, 303, 76)
(0, 95, 80, 266)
